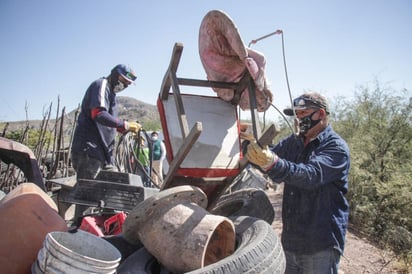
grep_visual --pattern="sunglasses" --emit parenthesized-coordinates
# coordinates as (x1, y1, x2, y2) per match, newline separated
(293, 96, 326, 109)
(125, 71, 137, 82)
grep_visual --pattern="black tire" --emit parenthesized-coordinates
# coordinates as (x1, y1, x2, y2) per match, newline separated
(208, 188, 275, 224)
(187, 216, 285, 274)
(227, 167, 268, 193)
(117, 247, 161, 274)
(103, 234, 143, 263)
(117, 216, 285, 274)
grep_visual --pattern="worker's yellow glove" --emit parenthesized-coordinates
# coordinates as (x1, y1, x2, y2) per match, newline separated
(125, 121, 142, 133)
(246, 141, 278, 171)
(240, 131, 255, 141)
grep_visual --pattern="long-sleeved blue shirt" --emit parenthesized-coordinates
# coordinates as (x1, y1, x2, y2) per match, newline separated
(72, 78, 124, 165)
(267, 125, 350, 254)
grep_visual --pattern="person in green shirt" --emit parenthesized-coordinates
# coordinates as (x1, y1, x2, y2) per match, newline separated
(150, 131, 166, 187)
(135, 136, 151, 187)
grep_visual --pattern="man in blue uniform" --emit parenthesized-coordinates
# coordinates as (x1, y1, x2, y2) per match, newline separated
(71, 64, 141, 179)
(246, 92, 350, 274)
(70, 64, 141, 218)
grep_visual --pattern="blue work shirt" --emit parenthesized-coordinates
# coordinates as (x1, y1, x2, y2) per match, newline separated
(72, 78, 119, 165)
(267, 125, 350, 255)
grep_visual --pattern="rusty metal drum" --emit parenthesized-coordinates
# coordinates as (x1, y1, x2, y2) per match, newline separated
(123, 185, 236, 273)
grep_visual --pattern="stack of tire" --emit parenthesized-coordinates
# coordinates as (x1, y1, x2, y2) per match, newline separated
(111, 187, 285, 274)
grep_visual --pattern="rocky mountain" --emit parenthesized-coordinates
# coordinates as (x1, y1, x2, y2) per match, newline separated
(0, 96, 160, 135)
(117, 96, 160, 124)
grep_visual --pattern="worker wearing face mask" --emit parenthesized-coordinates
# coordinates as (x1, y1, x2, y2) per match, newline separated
(70, 64, 141, 219)
(150, 131, 166, 187)
(71, 64, 141, 179)
(246, 92, 350, 274)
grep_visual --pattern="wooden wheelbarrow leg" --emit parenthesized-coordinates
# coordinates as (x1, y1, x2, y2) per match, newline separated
(161, 122, 202, 190)
(160, 43, 190, 138)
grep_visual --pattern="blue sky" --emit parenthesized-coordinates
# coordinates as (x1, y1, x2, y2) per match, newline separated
(1, 0, 411, 122)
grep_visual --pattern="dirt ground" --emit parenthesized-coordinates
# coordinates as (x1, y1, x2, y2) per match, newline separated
(266, 185, 406, 274)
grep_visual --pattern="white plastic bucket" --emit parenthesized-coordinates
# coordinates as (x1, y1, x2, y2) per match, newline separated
(33, 230, 121, 274)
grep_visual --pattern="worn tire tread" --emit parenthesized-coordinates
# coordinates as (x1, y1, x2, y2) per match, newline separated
(187, 216, 285, 274)
(209, 188, 275, 224)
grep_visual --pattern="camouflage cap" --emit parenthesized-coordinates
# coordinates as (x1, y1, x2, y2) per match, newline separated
(283, 92, 330, 116)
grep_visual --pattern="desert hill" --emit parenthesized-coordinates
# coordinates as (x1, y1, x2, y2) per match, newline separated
(0, 96, 160, 134)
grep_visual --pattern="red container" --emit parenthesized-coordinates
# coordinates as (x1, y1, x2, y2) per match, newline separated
(79, 212, 127, 236)
(79, 215, 105, 236)
(104, 212, 127, 235)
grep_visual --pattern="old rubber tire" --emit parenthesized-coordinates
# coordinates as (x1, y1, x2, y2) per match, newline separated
(208, 188, 275, 224)
(187, 216, 285, 274)
(103, 234, 143, 263)
(117, 246, 160, 274)
(118, 216, 285, 274)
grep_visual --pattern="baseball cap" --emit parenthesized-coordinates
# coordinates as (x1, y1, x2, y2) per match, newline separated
(283, 92, 330, 116)
(115, 64, 137, 84)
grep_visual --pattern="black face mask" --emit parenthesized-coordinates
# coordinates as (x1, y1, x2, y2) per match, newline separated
(298, 110, 321, 135)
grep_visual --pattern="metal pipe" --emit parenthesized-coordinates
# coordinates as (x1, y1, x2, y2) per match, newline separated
(248, 29, 283, 47)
